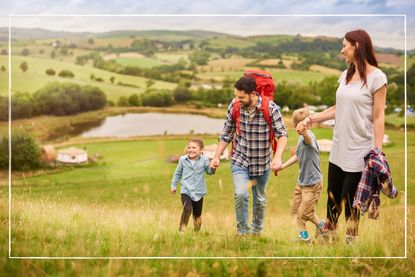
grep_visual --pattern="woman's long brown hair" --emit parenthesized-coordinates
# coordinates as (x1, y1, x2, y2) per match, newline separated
(344, 29, 378, 86)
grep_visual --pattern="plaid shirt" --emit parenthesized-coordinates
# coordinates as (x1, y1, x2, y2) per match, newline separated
(353, 148, 398, 219)
(219, 95, 287, 176)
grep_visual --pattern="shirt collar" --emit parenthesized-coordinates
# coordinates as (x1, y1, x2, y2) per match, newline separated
(185, 155, 202, 161)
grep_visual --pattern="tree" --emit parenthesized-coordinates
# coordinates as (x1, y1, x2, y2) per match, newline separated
(50, 50, 56, 58)
(20, 61, 28, 73)
(117, 96, 129, 107)
(87, 38, 95, 45)
(11, 92, 39, 119)
(34, 82, 106, 116)
(0, 132, 42, 171)
(110, 76, 115, 84)
(173, 79, 192, 103)
(0, 49, 7, 55)
(316, 76, 338, 106)
(128, 94, 141, 106)
(189, 51, 211, 65)
(141, 90, 173, 107)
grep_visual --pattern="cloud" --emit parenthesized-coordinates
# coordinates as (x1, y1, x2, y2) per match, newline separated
(0, 0, 413, 49)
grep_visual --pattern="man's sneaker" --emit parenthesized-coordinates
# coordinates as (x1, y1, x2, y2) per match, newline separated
(315, 219, 326, 238)
(298, 230, 311, 242)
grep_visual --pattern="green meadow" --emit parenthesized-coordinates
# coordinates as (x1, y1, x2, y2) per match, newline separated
(0, 55, 176, 100)
(0, 126, 413, 275)
(114, 57, 166, 68)
(198, 68, 335, 85)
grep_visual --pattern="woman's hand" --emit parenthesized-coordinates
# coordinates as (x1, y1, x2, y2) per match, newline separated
(296, 117, 310, 134)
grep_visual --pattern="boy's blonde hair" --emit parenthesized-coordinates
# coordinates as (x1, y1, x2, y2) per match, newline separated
(292, 108, 311, 127)
(188, 138, 204, 149)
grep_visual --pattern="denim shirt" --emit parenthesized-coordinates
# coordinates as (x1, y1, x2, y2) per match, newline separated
(170, 154, 215, 201)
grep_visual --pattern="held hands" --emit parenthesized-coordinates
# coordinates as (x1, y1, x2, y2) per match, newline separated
(210, 157, 220, 169)
(270, 156, 282, 173)
(296, 117, 311, 135)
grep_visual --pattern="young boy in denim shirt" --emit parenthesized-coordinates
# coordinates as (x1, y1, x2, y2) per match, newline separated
(279, 108, 325, 242)
(171, 138, 215, 233)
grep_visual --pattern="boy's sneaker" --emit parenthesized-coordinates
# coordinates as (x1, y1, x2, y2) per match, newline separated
(298, 230, 311, 242)
(315, 219, 326, 238)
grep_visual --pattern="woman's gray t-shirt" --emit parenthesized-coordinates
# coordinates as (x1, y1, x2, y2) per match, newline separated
(297, 130, 322, 186)
(329, 68, 387, 172)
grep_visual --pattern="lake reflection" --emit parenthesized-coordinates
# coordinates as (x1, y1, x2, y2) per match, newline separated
(81, 113, 225, 137)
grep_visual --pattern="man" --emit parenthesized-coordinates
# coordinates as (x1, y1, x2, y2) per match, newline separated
(210, 76, 288, 236)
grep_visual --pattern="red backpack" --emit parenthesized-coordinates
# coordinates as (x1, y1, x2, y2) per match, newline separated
(231, 69, 278, 171)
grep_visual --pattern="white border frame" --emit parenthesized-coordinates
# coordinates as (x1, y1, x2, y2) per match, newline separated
(8, 13, 407, 260)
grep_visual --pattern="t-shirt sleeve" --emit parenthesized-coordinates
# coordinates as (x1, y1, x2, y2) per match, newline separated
(338, 70, 347, 84)
(370, 71, 388, 94)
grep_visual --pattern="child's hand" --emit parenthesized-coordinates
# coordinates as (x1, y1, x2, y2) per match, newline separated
(171, 188, 176, 194)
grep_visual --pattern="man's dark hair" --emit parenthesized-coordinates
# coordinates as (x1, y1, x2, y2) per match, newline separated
(234, 76, 256, 94)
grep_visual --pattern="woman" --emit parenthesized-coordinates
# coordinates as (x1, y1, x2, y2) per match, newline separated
(296, 29, 387, 244)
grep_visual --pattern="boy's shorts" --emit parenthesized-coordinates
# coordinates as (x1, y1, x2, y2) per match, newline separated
(291, 182, 323, 218)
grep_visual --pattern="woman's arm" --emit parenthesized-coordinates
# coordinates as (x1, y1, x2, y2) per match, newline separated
(373, 85, 387, 149)
(296, 105, 336, 133)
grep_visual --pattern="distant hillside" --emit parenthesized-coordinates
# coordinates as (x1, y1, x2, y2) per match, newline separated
(98, 29, 230, 41)
(0, 27, 409, 54)
(0, 27, 93, 41)
(0, 28, 230, 42)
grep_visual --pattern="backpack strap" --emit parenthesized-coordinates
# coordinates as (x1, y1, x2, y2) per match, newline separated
(261, 97, 278, 176)
(230, 98, 240, 158)
(231, 99, 241, 136)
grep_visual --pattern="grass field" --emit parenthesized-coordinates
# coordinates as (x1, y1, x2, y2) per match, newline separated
(0, 121, 413, 275)
(114, 57, 166, 68)
(0, 55, 176, 100)
(206, 36, 256, 49)
(1, 126, 414, 275)
(198, 68, 335, 85)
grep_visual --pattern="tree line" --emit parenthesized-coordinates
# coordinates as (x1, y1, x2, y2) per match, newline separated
(0, 82, 107, 120)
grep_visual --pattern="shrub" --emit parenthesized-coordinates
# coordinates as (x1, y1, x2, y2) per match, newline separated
(58, 70, 75, 78)
(141, 90, 173, 107)
(45, 68, 56, 76)
(0, 133, 42, 171)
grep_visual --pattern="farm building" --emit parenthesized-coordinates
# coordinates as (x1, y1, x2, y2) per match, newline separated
(57, 147, 88, 164)
(40, 145, 57, 163)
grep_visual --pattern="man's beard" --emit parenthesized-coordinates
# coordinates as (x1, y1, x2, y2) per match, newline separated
(242, 96, 252, 108)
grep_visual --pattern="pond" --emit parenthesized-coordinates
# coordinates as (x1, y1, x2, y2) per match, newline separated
(80, 113, 225, 137)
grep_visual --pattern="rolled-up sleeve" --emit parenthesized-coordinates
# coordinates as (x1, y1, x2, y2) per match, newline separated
(270, 102, 288, 138)
(170, 159, 183, 189)
(219, 100, 236, 143)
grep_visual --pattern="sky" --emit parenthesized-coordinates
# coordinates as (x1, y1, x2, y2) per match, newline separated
(0, 0, 414, 50)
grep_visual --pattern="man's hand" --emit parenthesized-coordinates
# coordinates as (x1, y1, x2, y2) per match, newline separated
(170, 188, 176, 194)
(270, 156, 282, 172)
(210, 157, 220, 169)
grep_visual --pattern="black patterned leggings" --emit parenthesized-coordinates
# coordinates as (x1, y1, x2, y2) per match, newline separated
(180, 194, 203, 231)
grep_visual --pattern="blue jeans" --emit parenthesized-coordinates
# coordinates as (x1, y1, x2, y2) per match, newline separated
(231, 164, 270, 235)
